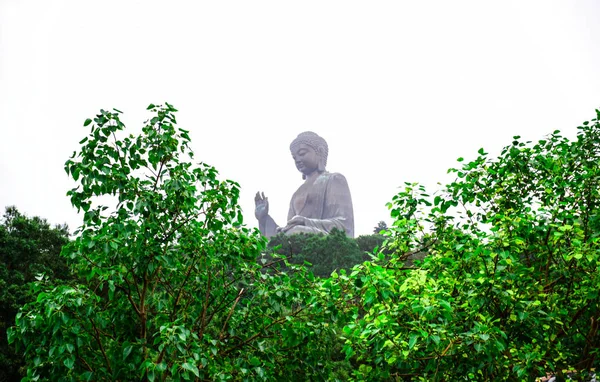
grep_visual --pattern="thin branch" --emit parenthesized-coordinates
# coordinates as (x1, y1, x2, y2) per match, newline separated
(170, 252, 202, 321)
(89, 317, 112, 375)
(153, 161, 165, 192)
(219, 288, 245, 339)
(198, 272, 211, 341)
(115, 284, 141, 317)
(77, 355, 93, 372)
(221, 307, 307, 357)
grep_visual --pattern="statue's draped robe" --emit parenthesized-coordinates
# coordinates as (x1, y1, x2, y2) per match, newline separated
(260, 172, 354, 238)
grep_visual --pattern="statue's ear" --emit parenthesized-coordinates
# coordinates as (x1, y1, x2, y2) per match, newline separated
(317, 156, 326, 172)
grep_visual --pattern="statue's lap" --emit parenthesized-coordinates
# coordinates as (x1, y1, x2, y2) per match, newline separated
(285, 225, 327, 235)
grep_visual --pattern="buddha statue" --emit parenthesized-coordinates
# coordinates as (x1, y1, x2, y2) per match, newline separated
(255, 131, 354, 238)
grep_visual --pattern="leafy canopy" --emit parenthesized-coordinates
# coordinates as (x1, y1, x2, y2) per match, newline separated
(335, 110, 600, 380)
(9, 104, 600, 381)
(0, 207, 70, 381)
(8, 104, 340, 381)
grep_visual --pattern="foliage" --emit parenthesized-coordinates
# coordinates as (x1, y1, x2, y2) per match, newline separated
(0, 207, 71, 381)
(267, 229, 365, 277)
(9, 102, 600, 381)
(267, 231, 390, 277)
(7, 104, 346, 381)
(355, 234, 392, 259)
(336, 110, 600, 380)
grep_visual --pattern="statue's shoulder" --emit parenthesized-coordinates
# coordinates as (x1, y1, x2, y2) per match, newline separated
(319, 172, 349, 185)
(326, 171, 347, 179)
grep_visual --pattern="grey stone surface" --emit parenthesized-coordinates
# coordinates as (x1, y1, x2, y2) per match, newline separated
(255, 132, 354, 238)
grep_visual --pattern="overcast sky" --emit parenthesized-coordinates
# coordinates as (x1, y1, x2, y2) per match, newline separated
(1, 1, 600, 236)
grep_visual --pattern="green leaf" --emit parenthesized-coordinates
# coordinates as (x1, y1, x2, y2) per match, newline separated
(64, 357, 74, 369)
(6, 327, 14, 344)
(182, 362, 200, 378)
(408, 334, 418, 350)
(439, 300, 452, 311)
(249, 356, 261, 366)
(123, 345, 132, 360)
(84, 118, 92, 126)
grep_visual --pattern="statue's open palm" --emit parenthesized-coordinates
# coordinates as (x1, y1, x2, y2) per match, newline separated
(254, 192, 269, 220)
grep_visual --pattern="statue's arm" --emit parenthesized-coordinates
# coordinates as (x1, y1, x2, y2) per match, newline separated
(258, 215, 279, 238)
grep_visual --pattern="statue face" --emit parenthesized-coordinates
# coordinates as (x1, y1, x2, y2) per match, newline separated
(292, 143, 320, 175)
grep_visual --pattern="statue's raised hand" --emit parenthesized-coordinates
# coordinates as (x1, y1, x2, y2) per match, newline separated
(254, 192, 269, 221)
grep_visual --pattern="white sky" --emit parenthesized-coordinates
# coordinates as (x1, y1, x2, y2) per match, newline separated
(1, 0, 600, 236)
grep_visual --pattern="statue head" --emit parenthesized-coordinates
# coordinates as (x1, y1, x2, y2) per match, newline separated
(290, 132, 329, 179)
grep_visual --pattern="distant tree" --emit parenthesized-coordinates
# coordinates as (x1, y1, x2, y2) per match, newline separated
(373, 220, 388, 234)
(355, 234, 386, 261)
(267, 229, 363, 277)
(0, 206, 71, 381)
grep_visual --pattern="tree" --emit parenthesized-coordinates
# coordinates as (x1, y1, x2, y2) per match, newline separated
(8, 104, 338, 381)
(0, 206, 70, 381)
(372, 221, 388, 234)
(335, 110, 600, 380)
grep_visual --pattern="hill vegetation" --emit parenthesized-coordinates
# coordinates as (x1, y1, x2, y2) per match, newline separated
(4, 104, 600, 380)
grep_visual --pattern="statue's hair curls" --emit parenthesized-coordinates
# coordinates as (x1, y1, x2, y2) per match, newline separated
(290, 131, 329, 168)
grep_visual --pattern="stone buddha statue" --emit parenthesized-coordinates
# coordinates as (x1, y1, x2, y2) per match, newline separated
(255, 131, 354, 238)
